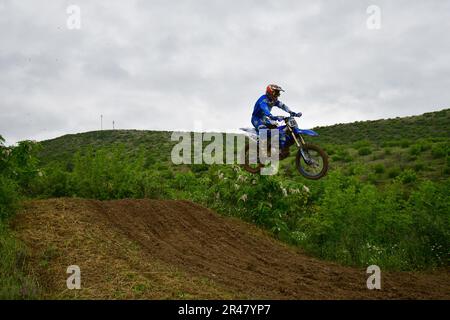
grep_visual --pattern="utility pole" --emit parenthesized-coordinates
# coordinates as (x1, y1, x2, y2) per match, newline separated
(113, 121, 115, 130)
(101, 114, 103, 130)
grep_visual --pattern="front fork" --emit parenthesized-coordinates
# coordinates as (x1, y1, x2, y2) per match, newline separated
(287, 126, 312, 164)
(286, 126, 304, 147)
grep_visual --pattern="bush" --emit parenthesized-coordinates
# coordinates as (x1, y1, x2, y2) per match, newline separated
(400, 139, 411, 148)
(296, 171, 450, 269)
(409, 144, 422, 156)
(353, 140, 371, 150)
(358, 147, 372, 156)
(0, 137, 40, 220)
(0, 177, 19, 221)
(6, 141, 41, 195)
(332, 148, 353, 163)
(33, 166, 71, 198)
(388, 167, 401, 179)
(0, 135, 39, 298)
(431, 143, 449, 159)
(371, 151, 385, 160)
(324, 145, 336, 156)
(413, 162, 425, 172)
(373, 163, 385, 174)
(397, 169, 417, 184)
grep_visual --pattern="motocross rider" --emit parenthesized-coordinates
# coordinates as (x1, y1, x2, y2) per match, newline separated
(251, 84, 302, 159)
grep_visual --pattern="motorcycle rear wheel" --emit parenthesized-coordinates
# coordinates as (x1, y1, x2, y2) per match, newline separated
(241, 142, 264, 174)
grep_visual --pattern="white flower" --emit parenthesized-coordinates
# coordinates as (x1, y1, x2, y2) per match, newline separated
(302, 185, 310, 193)
(281, 187, 288, 197)
(239, 194, 248, 202)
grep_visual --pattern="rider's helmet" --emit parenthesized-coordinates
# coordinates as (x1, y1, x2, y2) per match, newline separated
(266, 84, 285, 102)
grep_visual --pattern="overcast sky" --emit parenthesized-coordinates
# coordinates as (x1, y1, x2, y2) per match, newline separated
(1, 0, 449, 145)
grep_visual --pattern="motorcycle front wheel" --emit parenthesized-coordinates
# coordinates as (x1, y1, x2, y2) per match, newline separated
(295, 143, 328, 180)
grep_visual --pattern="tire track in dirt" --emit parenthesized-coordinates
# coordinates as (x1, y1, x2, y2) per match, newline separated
(89, 199, 450, 299)
(16, 198, 450, 299)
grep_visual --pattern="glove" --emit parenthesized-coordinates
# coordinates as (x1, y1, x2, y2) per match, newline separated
(290, 112, 302, 118)
(274, 116, 285, 121)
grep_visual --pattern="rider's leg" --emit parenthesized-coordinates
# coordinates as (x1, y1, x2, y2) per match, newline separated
(278, 128, 292, 160)
(251, 117, 272, 157)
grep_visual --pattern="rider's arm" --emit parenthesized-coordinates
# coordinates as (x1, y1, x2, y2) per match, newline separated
(276, 100, 293, 114)
(260, 100, 279, 120)
(276, 101, 302, 117)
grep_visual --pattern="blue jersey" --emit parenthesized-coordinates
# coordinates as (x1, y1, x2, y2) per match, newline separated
(252, 94, 292, 123)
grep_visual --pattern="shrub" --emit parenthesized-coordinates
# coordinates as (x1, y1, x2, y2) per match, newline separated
(431, 143, 448, 159)
(388, 167, 401, 179)
(413, 162, 425, 172)
(358, 147, 372, 156)
(324, 145, 336, 156)
(34, 166, 71, 198)
(1, 140, 41, 196)
(409, 144, 421, 156)
(353, 140, 371, 150)
(397, 169, 417, 184)
(297, 171, 450, 269)
(417, 139, 432, 151)
(371, 151, 385, 160)
(400, 139, 411, 148)
(373, 163, 385, 174)
(0, 176, 19, 221)
(332, 148, 353, 163)
(0, 136, 40, 220)
(0, 135, 39, 298)
(346, 164, 368, 176)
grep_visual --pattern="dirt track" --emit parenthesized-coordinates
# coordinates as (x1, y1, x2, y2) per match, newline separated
(14, 198, 450, 299)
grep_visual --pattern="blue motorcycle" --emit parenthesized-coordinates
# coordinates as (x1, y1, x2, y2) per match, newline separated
(240, 116, 328, 179)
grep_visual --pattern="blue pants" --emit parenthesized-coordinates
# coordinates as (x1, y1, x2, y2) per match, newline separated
(251, 116, 287, 148)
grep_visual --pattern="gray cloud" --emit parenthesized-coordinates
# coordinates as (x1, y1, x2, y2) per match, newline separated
(0, 0, 449, 144)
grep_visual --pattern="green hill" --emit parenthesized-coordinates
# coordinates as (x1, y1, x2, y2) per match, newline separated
(37, 108, 450, 182)
(313, 108, 450, 145)
(39, 108, 450, 160)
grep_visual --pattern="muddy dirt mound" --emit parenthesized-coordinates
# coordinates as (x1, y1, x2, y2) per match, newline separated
(14, 198, 450, 299)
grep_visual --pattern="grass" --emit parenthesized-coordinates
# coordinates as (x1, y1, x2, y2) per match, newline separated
(0, 222, 39, 299)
